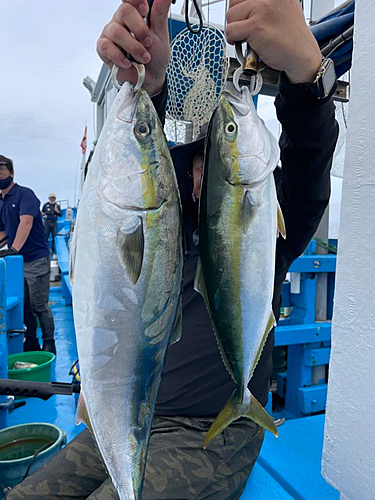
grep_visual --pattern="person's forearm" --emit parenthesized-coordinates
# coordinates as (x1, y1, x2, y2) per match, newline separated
(12, 221, 33, 252)
(274, 74, 339, 268)
(0, 232, 7, 249)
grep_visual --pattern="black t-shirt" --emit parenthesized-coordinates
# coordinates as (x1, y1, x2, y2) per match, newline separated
(42, 202, 61, 222)
(151, 75, 339, 417)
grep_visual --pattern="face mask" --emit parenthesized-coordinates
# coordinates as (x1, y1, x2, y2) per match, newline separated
(0, 176, 13, 190)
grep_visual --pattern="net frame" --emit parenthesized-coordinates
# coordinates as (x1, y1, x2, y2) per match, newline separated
(165, 23, 228, 144)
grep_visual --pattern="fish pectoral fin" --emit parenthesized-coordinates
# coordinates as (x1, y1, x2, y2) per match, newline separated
(170, 296, 183, 344)
(75, 393, 93, 433)
(203, 389, 278, 449)
(118, 217, 144, 285)
(277, 202, 286, 239)
(242, 190, 258, 234)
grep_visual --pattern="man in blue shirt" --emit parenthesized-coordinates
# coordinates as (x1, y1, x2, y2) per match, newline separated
(0, 155, 56, 354)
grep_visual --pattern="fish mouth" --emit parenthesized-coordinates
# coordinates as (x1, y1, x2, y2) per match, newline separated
(122, 199, 166, 212)
(226, 179, 265, 190)
(108, 198, 166, 212)
(99, 188, 167, 212)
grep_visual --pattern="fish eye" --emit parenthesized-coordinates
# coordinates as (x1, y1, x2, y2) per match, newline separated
(225, 121, 237, 136)
(135, 122, 151, 138)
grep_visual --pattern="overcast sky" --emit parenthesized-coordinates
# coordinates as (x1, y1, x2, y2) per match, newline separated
(0, 0, 343, 235)
(0, 1, 121, 207)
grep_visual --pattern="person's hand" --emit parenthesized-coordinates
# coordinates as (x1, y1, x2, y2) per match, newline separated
(0, 247, 18, 258)
(225, 0, 322, 84)
(97, 0, 171, 95)
(54, 205, 59, 213)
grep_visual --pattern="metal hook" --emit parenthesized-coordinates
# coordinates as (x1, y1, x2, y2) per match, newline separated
(233, 41, 262, 95)
(233, 66, 263, 95)
(111, 62, 145, 93)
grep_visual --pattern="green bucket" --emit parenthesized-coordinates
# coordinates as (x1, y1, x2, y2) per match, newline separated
(8, 352, 55, 383)
(0, 423, 66, 496)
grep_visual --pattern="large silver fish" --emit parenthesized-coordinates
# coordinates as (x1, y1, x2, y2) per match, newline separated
(71, 81, 183, 499)
(195, 87, 285, 448)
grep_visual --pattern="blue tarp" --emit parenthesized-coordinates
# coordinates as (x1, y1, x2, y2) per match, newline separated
(310, 1, 355, 78)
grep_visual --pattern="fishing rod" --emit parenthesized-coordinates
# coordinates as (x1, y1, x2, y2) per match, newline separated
(0, 379, 80, 401)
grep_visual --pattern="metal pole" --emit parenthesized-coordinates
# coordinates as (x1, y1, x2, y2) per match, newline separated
(313, 206, 329, 386)
(315, 206, 329, 321)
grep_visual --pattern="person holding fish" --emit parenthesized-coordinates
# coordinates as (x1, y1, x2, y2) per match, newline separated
(7, 0, 338, 499)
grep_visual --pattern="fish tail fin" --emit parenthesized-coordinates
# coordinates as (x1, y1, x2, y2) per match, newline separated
(203, 389, 278, 449)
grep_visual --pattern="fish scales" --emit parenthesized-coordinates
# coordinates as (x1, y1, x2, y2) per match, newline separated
(196, 87, 282, 447)
(71, 82, 182, 499)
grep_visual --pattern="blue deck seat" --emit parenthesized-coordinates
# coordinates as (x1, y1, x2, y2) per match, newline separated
(55, 235, 72, 306)
(254, 414, 339, 500)
(62, 274, 72, 306)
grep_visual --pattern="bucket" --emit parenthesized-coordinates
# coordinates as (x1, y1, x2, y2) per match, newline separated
(8, 352, 55, 383)
(0, 423, 66, 497)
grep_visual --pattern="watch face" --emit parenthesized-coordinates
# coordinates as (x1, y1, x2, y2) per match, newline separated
(322, 59, 336, 98)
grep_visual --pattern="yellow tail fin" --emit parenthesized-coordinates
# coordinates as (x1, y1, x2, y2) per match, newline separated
(203, 389, 278, 449)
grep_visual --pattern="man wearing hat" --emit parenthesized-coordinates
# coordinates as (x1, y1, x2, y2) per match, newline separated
(42, 193, 61, 255)
(0, 155, 56, 354)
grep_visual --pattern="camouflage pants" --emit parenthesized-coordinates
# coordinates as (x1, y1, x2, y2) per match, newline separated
(7, 415, 264, 500)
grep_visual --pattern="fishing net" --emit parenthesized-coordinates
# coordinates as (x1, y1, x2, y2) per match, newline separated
(165, 23, 228, 144)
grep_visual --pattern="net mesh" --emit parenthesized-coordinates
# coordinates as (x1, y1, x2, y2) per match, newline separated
(166, 23, 228, 144)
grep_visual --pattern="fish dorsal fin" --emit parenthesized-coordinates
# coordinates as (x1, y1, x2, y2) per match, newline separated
(249, 310, 277, 380)
(118, 217, 144, 285)
(242, 190, 258, 234)
(75, 393, 93, 433)
(277, 202, 286, 239)
(170, 297, 183, 344)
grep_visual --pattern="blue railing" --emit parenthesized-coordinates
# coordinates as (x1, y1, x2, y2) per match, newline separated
(47, 207, 76, 306)
(274, 240, 337, 418)
(0, 255, 24, 428)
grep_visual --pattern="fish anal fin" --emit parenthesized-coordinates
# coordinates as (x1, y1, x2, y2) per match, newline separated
(242, 190, 258, 234)
(194, 258, 210, 309)
(203, 389, 278, 449)
(249, 310, 277, 380)
(118, 217, 144, 285)
(170, 297, 182, 344)
(277, 202, 286, 239)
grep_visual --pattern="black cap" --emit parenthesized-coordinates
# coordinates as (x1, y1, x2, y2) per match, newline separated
(0, 155, 14, 174)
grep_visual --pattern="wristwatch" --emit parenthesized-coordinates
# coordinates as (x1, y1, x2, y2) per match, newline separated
(298, 57, 337, 99)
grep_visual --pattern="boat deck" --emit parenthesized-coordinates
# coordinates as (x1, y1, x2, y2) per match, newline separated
(6, 283, 339, 499)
